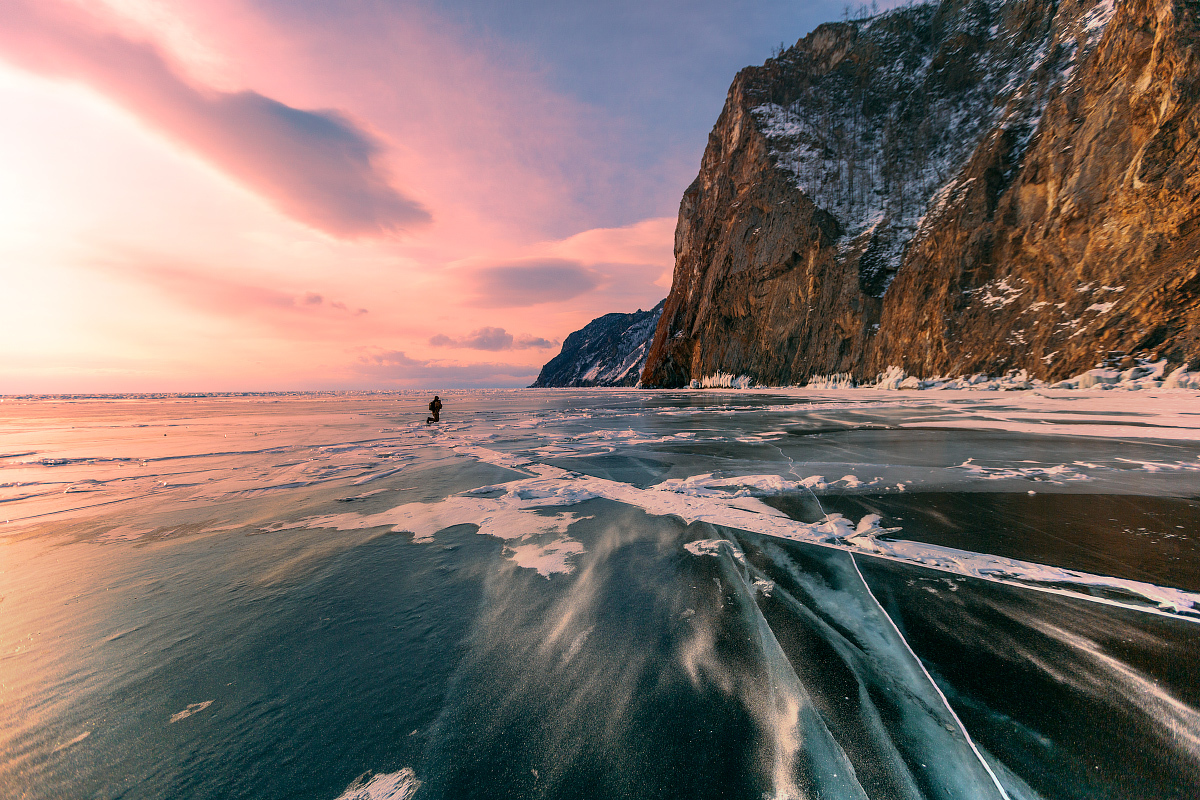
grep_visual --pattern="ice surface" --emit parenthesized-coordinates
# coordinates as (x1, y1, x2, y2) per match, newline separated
(308, 427, 1196, 617)
(3, 390, 1198, 799)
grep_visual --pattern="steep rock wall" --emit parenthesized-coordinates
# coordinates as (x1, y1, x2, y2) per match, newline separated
(643, 0, 1200, 387)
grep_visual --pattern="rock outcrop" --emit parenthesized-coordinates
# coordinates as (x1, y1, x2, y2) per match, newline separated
(531, 301, 665, 387)
(642, 0, 1200, 387)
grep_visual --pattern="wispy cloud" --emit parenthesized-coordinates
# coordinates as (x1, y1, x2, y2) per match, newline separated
(541, 216, 676, 269)
(0, 0, 429, 238)
(360, 349, 426, 368)
(356, 348, 537, 388)
(515, 334, 557, 349)
(428, 327, 556, 351)
(460, 258, 599, 308)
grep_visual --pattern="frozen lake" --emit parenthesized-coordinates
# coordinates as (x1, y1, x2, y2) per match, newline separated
(2, 389, 1198, 799)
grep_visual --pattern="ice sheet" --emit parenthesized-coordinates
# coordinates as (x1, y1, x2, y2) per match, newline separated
(3, 391, 1197, 799)
(400, 431, 1200, 619)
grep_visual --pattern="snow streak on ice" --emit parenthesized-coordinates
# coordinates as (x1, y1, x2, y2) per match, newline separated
(276, 415, 1200, 619)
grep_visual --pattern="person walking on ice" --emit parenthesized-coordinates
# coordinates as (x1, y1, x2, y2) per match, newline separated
(426, 395, 442, 424)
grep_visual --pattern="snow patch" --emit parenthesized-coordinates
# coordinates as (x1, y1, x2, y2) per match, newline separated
(971, 278, 1025, 308)
(170, 701, 213, 723)
(685, 538, 746, 562)
(652, 473, 872, 498)
(268, 481, 590, 576)
(1081, 0, 1117, 36)
(1163, 367, 1200, 390)
(334, 769, 421, 800)
(865, 359, 1196, 393)
(954, 458, 1090, 482)
(507, 538, 587, 578)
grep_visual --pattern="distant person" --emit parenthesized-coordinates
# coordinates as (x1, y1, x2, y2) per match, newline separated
(426, 395, 442, 424)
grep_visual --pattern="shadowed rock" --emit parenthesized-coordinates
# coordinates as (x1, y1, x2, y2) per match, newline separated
(532, 301, 665, 387)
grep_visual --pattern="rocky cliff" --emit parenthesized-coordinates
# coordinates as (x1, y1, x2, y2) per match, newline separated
(642, 0, 1200, 387)
(531, 301, 664, 387)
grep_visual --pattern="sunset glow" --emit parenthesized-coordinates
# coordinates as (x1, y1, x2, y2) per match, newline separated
(0, 0, 859, 391)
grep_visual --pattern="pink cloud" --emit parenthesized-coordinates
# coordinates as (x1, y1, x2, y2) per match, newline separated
(0, 1, 683, 391)
(541, 216, 677, 269)
(458, 259, 601, 308)
(163, 0, 663, 245)
(355, 348, 537, 388)
(0, 0, 428, 238)
(428, 327, 557, 351)
(438, 218, 676, 322)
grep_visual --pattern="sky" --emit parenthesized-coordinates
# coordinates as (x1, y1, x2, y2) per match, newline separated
(0, 0, 881, 392)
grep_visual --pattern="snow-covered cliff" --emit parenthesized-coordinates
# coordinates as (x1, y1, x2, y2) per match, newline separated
(643, 0, 1200, 387)
(531, 301, 664, 387)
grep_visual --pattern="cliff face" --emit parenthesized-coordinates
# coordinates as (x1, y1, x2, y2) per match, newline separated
(643, 0, 1200, 387)
(531, 301, 664, 387)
